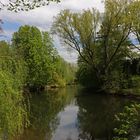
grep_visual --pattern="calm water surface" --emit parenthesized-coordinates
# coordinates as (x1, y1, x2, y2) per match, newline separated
(18, 86, 137, 140)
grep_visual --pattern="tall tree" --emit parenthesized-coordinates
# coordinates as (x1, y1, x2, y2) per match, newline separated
(52, 0, 133, 88)
(52, 9, 101, 79)
(12, 26, 55, 89)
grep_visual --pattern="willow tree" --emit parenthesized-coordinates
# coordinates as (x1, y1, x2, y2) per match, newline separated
(52, 9, 101, 84)
(52, 0, 134, 89)
(0, 41, 28, 139)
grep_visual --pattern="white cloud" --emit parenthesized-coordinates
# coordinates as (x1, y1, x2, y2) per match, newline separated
(0, 0, 104, 63)
(0, 0, 104, 27)
(57, 46, 78, 63)
(53, 35, 78, 63)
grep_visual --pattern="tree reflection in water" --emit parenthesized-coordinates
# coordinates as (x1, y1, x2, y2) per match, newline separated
(14, 87, 136, 140)
(16, 89, 64, 140)
(76, 91, 134, 140)
(16, 87, 77, 140)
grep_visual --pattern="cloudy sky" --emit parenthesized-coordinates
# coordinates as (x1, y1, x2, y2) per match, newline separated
(0, 0, 104, 63)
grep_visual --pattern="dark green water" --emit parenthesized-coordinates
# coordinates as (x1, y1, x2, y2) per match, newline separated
(17, 86, 138, 140)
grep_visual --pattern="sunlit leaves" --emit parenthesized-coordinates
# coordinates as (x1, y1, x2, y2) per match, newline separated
(52, 1, 134, 89)
(0, 41, 29, 139)
(113, 104, 140, 140)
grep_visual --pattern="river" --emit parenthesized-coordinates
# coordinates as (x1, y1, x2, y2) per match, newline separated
(16, 86, 138, 140)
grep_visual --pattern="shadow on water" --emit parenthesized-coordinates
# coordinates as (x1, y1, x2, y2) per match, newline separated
(15, 86, 138, 140)
(76, 89, 135, 140)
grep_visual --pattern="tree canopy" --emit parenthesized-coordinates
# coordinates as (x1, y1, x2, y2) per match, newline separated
(12, 25, 76, 90)
(52, 0, 140, 90)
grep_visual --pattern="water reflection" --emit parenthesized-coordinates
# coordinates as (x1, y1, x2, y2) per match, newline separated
(76, 91, 134, 140)
(16, 87, 136, 140)
(52, 101, 79, 140)
(17, 86, 77, 140)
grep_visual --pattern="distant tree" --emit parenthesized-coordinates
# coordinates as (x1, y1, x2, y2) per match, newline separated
(54, 56, 77, 86)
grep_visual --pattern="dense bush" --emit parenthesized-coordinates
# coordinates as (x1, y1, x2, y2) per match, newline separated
(0, 70, 28, 139)
(130, 76, 140, 88)
(0, 41, 28, 139)
(113, 104, 140, 140)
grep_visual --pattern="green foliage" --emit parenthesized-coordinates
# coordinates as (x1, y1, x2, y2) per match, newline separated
(0, 70, 28, 139)
(130, 76, 140, 88)
(12, 25, 76, 89)
(52, 0, 140, 91)
(0, 41, 28, 139)
(0, 40, 26, 90)
(0, 26, 76, 139)
(113, 104, 140, 140)
(102, 72, 125, 92)
(12, 26, 53, 88)
(54, 56, 77, 86)
(76, 64, 99, 88)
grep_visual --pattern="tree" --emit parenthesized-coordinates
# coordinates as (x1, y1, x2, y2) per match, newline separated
(0, 41, 28, 139)
(52, 9, 101, 83)
(12, 25, 76, 89)
(54, 56, 77, 86)
(52, 0, 133, 89)
(12, 25, 55, 90)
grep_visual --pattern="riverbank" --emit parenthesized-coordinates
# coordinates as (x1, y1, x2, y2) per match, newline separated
(102, 88, 140, 100)
(78, 86, 140, 101)
(24, 83, 140, 101)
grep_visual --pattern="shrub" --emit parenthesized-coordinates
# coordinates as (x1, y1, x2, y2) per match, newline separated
(113, 104, 140, 140)
(0, 70, 28, 139)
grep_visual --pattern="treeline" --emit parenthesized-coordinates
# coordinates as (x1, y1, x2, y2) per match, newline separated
(52, 0, 140, 92)
(2, 25, 76, 90)
(0, 25, 76, 138)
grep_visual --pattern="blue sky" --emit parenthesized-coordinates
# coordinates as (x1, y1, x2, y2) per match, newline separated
(0, 0, 104, 63)
(1, 0, 139, 63)
(132, 38, 139, 45)
(1, 21, 21, 41)
(2, 21, 20, 30)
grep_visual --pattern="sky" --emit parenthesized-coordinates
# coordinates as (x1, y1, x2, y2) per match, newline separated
(0, 0, 104, 63)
